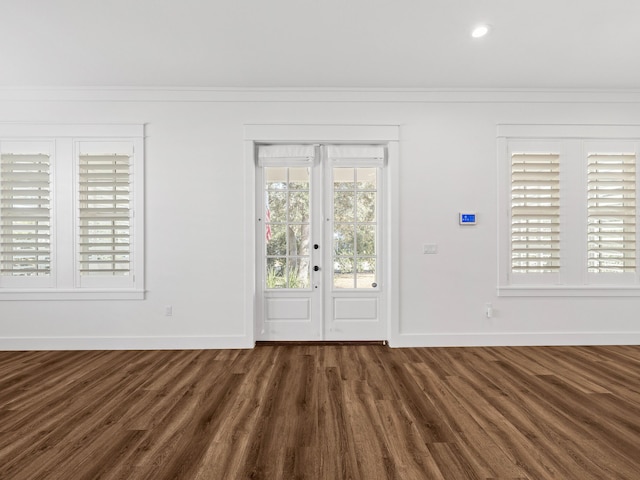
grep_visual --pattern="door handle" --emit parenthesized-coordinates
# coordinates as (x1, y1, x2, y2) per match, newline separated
(313, 266, 320, 272)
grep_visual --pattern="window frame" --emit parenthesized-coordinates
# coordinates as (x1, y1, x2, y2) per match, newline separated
(498, 124, 640, 297)
(0, 124, 144, 300)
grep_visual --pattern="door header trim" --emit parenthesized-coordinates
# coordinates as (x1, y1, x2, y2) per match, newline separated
(244, 124, 399, 142)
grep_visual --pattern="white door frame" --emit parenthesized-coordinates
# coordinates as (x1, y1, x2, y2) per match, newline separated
(244, 124, 400, 345)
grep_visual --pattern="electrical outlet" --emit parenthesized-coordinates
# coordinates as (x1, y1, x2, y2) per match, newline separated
(485, 303, 493, 318)
(165, 306, 173, 317)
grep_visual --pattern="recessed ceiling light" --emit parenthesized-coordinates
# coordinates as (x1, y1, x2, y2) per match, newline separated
(471, 24, 490, 38)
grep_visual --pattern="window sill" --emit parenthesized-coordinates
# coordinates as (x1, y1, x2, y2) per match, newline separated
(498, 285, 640, 297)
(0, 289, 146, 301)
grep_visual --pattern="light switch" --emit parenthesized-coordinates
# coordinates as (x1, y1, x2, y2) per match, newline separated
(423, 244, 438, 254)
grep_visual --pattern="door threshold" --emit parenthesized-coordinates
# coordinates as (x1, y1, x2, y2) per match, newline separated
(256, 340, 387, 347)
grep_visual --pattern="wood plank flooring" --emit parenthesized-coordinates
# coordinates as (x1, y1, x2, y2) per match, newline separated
(1, 344, 639, 479)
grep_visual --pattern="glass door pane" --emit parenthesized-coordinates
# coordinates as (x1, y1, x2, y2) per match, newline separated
(264, 166, 311, 289)
(333, 167, 378, 289)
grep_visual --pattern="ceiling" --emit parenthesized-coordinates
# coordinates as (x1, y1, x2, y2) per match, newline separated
(1, 0, 639, 89)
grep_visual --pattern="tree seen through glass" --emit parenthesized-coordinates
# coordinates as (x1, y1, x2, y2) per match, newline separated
(333, 167, 377, 288)
(265, 167, 310, 288)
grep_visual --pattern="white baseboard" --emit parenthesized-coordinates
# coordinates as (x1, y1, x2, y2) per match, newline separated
(3, 332, 638, 351)
(389, 332, 640, 348)
(0, 335, 254, 351)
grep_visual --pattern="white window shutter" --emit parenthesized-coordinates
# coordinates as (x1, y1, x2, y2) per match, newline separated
(0, 153, 51, 277)
(511, 153, 561, 273)
(78, 154, 131, 276)
(587, 153, 636, 273)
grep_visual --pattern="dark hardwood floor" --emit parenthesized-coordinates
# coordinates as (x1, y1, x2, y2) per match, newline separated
(1, 344, 639, 479)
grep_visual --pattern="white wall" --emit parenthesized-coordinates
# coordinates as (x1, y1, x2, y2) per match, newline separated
(1, 88, 640, 349)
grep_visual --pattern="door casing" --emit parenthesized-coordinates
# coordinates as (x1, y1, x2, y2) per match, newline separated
(243, 124, 400, 345)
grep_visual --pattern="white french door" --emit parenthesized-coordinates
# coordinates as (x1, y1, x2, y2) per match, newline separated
(256, 144, 387, 341)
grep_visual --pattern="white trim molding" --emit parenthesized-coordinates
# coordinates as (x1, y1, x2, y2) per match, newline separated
(0, 289, 146, 300)
(390, 332, 640, 348)
(498, 123, 640, 140)
(244, 124, 400, 344)
(0, 123, 144, 138)
(0, 123, 145, 300)
(497, 124, 640, 297)
(0, 335, 254, 351)
(498, 286, 640, 297)
(2, 87, 640, 104)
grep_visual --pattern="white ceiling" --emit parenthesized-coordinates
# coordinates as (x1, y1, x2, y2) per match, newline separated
(1, 0, 639, 89)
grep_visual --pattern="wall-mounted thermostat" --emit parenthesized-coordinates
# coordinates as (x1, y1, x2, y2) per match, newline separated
(459, 213, 477, 225)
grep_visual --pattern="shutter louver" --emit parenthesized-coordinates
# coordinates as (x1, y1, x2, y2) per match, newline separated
(79, 154, 131, 276)
(587, 153, 636, 273)
(0, 154, 51, 276)
(511, 153, 560, 273)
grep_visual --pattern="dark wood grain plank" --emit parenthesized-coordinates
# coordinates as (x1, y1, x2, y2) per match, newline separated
(0, 345, 639, 479)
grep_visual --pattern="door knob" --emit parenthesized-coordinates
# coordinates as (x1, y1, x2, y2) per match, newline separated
(313, 266, 320, 271)
(314, 244, 319, 249)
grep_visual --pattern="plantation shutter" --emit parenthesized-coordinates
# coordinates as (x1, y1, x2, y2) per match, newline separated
(78, 154, 131, 276)
(0, 153, 51, 277)
(587, 153, 636, 273)
(511, 153, 560, 273)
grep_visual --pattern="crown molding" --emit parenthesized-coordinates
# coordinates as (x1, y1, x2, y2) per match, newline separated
(1, 86, 640, 103)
